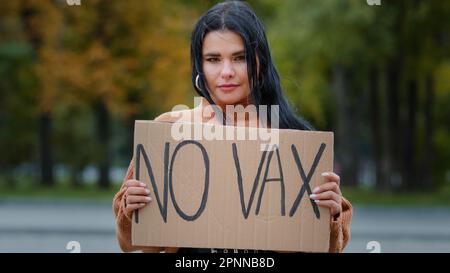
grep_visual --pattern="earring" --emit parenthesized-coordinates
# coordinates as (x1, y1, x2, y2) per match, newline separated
(195, 74, 201, 91)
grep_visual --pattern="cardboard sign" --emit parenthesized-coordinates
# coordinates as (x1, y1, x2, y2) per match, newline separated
(132, 120, 333, 252)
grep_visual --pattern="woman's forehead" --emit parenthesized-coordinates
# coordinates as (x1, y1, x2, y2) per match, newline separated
(202, 30, 244, 55)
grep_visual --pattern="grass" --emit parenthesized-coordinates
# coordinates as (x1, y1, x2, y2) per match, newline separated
(1, 177, 450, 207)
(341, 184, 450, 207)
(0, 179, 121, 202)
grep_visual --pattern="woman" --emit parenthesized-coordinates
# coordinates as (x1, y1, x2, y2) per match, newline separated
(113, 0, 352, 253)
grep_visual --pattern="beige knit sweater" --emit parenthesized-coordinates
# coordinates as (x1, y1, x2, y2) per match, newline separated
(113, 159, 353, 253)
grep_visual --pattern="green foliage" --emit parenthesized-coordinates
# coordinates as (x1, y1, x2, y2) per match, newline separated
(0, 0, 449, 198)
(342, 184, 450, 207)
(0, 42, 37, 171)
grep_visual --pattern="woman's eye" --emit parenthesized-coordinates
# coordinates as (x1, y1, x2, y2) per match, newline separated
(206, 58, 220, 63)
(234, 55, 246, 62)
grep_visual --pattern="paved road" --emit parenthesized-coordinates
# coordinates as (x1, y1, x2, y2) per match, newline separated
(347, 206, 450, 252)
(0, 200, 119, 253)
(0, 200, 449, 253)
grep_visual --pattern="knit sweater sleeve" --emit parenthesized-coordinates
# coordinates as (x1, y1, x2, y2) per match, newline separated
(112, 158, 165, 253)
(328, 196, 353, 253)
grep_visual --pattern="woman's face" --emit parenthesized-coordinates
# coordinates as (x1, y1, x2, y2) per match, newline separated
(202, 30, 251, 109)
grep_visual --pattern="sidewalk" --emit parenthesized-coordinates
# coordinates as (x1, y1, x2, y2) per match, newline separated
(1, 199, 449, 253)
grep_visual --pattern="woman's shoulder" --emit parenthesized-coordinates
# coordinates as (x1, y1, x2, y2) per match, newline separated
(154, 108, 198, 123)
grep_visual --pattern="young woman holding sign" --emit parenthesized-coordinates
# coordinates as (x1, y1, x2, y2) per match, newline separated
(113, 0, 352, 253)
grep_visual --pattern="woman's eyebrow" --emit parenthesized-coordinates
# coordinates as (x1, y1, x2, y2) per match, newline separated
(203, 50, 245, 57)
(231, 50, 245, 56)
(203, 52, 220, 57)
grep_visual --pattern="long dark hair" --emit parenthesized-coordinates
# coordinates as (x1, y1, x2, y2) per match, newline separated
(191, 0, 313, 131)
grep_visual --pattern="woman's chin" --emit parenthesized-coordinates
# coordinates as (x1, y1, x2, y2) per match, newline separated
(214, 95, 248, 108)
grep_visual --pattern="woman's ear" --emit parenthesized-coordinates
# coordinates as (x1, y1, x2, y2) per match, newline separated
(256, 54, 260, 77)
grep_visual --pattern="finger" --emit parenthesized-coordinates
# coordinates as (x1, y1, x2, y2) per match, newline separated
(127, 195, 152, 205)
(125, 202, 147, 213)
(312, 182, 342, 196)
(125, 179, 147, 188)
(310, 191, 341, 205)
(321, 172, 340, 185)
(127, 187, 151, 196)
(313, 199, 341, 217)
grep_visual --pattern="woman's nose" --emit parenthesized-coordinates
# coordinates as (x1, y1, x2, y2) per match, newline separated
(220, 61, 235, 80)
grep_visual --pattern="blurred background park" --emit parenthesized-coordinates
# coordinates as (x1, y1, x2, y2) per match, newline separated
(1, 0, 450, 252)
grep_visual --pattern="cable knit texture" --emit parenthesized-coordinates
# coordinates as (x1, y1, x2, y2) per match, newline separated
(113, 158, 353, 253)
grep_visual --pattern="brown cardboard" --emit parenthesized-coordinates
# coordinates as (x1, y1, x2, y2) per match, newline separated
(132, 120, 333, 252)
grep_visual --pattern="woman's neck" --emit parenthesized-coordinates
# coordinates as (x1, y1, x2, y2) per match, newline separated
(198, 97, 261, 128)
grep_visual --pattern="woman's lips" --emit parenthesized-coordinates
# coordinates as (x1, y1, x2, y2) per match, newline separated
(218, 84, 239, 92)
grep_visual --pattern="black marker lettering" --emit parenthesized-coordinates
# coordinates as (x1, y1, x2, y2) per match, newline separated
(289, 143, 326, 219)
(169, 140, 210, 221)
(135, 143, 170, 223)
(255, 148, 286, 216)
(232, 143, 268, 219)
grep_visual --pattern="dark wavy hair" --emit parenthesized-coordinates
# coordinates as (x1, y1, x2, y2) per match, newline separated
(190, 0, 313, 130)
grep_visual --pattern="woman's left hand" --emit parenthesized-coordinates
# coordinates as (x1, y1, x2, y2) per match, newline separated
(309, 172, 342, 219)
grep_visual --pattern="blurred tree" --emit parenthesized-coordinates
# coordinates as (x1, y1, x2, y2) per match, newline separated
(17, 0, 63, 187)
(2, 0, 197, 188)
(269, 0, 389, 188)
(48, 0, 196, 188)
(268, 0, 450, 192)
(386, 0, 450, 191)
(0, 40, 37, 186)
(2, 0, 450, 194)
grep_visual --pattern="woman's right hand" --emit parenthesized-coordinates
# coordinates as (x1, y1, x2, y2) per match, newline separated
(124, 179, 152, 214)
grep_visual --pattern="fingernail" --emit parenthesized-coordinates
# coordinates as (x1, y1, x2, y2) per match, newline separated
(321, 172, 329, 176)
(312, 187, 320, 193)
(314, 200, 320, 203)
(140, 182, 146, 187)
(146, 197, 151, 201)
(145, 189, 150, 194)
(309, 194, 317, 199)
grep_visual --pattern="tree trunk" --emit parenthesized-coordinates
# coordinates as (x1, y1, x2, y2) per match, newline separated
(422, 75, 434, 190)
(21, 3, 54, 187)
(403, 79, 418, 191)
(385, 58, 402, 190)
(126, 115, 137, 161)
(70, 167, 82, 188)
(369, 66, 386, 190)
(39, 112, 54, 186)
(332, 64, 358, 187)
(96, 100, 111, 189)
(125, 90, 141, 162)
